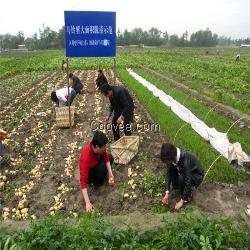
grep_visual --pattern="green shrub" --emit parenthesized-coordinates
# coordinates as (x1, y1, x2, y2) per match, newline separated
(1, 212, 249, 249)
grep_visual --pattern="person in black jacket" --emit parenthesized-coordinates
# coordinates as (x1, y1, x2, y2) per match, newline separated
(161, 143, 204, 210)
(100, 83, 134, 141)
(69, 73, 83, 94)
(96, 70, 108, 90)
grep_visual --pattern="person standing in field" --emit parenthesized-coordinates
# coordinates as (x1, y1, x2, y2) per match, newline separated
(51, 87, 76, 106)
(235, 53, 240, 61)
(100, 83, 134, 141)
(61, 60, 67, 74)
(161, 143, 204, 211)
(79, 131, 114, 212)
(69, 73, 84, 94)
(96, 69, 108, 90)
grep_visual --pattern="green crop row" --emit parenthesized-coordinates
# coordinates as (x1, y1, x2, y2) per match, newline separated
(120, 48, 250, 114)
(0, 211, 249, 249)
(0, 72, 49, 104)
(133, 68, 250, 155)
(0, 50, 137, 78)
(118, 69, 248, 183)
(1, 48, 249, 114)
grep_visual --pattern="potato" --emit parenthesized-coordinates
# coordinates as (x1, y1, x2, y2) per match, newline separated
(18, 203, 24, 210)
(21, 208, 28, 214)
(31, 215, 37, 220)
(108, 176, 114, 185)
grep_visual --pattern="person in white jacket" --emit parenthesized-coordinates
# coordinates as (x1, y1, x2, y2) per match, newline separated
(51, 87, 76, 106)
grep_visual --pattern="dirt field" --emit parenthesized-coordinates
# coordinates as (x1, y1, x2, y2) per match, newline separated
(0, 70, 249, 231)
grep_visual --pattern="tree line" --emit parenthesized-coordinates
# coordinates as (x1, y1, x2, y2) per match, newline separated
(0, 26, 249, 50)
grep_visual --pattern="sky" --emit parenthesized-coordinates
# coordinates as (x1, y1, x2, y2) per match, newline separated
(0, 0, 249, 39)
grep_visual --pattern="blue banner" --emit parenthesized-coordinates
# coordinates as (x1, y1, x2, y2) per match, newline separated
(64, 11, 116, 57)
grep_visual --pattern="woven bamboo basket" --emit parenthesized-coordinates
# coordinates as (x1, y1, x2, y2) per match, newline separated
(86, 81, 96, 93)
(110, 136, 140, 164)
(55, 106, 75, 127)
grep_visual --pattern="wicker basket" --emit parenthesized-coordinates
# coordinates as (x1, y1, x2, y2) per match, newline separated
(86, 81, 96, 93)
(110, 136, 140, 164)
(55, 106, 75, 127)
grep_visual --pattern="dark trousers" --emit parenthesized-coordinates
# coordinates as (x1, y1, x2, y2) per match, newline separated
(169, 167, 203, 197)
(65, 89, 77, 106)
(88, 154, 114, 186)
(75, 89, 83, 95)
(0, 141, 5, 154)
(112, 114, 132, 141)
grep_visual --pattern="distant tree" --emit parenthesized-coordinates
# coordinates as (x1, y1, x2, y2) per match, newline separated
(2, 25, 249, 50)
(17, 31, 25, 45)
(162, 31, 169, 45)
(0, 34, 20, 49)
(57, 26, 65, 49)
(178, 30, 189, 47)
(190, 28, 218, 47)
(218, 36, 232, 46)
(131, 28, 144, 44)
(117, 28, 123, 45)
(169, 34, 180, 46)
(147, 27, 162, 46)
(234, 37, 250, 46)
(123, 29, 134, 45)
(25, 33, 41, 50)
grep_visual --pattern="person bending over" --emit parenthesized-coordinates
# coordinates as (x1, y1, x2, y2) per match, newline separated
(51, 87, 76, 106)
(100, 83, 134, 141)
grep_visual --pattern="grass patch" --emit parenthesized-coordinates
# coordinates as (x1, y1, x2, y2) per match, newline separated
(19, 160, 35, 173)
(2, 183, 18, 201)
(139, 170, 165, 197)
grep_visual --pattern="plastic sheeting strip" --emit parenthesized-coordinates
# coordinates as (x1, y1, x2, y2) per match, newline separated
(127, 68, 249, 165)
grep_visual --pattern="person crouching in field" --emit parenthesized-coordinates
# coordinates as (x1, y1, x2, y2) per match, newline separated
(79, 131, 114, 212)
(161, 143, 204, 211)
(51, 87, 76, 106)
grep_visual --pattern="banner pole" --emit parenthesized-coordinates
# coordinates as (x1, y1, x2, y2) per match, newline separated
(66, 58, 72, 128)
(113, 57, 117, 84)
